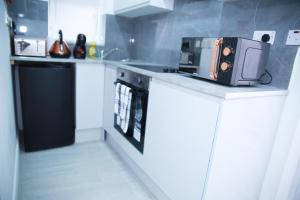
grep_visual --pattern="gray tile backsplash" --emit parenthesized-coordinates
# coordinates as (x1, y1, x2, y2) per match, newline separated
(15, 18, 47, 37)
(105, 15, 135, 61)
(7, 0, 48, 37)
(6, 0, 300, 88)
(132, 0, 223, 66)
(105, 0, 300, 88)
(219, 0, 300, 88)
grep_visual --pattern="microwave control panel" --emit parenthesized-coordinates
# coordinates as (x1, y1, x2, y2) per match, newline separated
(217, 37, 238, 85)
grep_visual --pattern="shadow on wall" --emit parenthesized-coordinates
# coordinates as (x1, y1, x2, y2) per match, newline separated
(105, 0, 300, 89)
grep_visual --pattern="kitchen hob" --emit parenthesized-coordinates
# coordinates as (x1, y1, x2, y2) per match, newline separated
(127, 64, 178, 73)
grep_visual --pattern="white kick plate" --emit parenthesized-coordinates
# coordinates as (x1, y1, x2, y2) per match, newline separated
(286, 30, 300, 46)
(253, 31, 276, 45)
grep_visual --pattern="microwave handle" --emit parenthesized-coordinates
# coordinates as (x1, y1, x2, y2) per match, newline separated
(209, 38, 223, 80)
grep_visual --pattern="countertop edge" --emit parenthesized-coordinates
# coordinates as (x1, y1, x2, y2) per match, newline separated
(11, 56, 288, 100)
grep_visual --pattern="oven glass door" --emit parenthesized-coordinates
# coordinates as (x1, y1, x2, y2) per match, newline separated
(114, 80, 148, 154)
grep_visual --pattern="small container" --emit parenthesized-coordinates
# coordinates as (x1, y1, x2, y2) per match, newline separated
(88, 42, 97, 58)
(73, 34, 87, 59)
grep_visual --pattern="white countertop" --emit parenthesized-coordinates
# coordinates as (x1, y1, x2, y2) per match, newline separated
(11, 56, 288, 100)
(11, 56, 164, 66)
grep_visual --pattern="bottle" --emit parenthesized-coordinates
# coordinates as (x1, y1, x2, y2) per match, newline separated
(73, 34, 86, 59)
(89, 42, 97, 59)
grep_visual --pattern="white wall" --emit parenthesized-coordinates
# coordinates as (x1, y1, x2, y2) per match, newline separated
(259, 47, 300, 200)
(275, 119, 300, 200)
(48, 0, 110, 45)
(0, 1, 19, 200)
(293, 159, 300, 200)
(104, 0, 114, 14)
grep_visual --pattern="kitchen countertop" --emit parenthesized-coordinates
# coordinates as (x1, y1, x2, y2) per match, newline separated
(11, 56, 164, 66)
(11, 56, 288, 99)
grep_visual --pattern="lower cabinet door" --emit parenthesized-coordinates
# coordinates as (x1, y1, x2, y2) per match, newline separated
(143, 79, 220, 200)
(102, 65, 117, 132)
(76, 63, 104, 130)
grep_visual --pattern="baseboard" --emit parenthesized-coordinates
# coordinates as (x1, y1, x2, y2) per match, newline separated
(75, 128, 105, 144)
(12, 140, 19, 200)
(106, 133, 170, 200)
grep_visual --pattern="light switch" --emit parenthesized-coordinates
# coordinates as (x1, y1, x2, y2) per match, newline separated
(286, 30, 300, 46)
(253, 31, 276, 45)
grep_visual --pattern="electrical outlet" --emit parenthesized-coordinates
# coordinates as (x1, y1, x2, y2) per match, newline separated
(253, 31, 276, 45)
(286, 30, 300, 46)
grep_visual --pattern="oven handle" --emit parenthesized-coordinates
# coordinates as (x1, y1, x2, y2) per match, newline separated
(209, 38, 223, 81)
(114, 80, 149, 95)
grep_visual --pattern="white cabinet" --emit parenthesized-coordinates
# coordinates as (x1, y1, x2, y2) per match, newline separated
(114, 0, 174, 18)
(48, 0, 105, 45)
(203, 96, 286, 200)
(76, 63, 105, 130)
(103, 64, 116, 132)
(114, 0, 148, 11)
(142, 79, 285, 200)
(104, 69, 286, 200)
(143, 79, 220, 200)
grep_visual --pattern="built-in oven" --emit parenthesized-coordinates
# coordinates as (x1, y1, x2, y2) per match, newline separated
(114, 68, 149, 154)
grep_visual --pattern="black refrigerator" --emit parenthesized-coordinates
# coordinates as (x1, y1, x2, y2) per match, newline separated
(16, 62, 75, 152)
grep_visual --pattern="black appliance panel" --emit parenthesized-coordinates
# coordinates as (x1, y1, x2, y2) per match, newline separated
(114, 79, 149, 154)
(18, 62, 75, 152)
(113, 69, 150, 154)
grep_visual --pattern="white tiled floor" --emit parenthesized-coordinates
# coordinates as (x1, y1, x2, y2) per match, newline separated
(18, 142, 156, 200)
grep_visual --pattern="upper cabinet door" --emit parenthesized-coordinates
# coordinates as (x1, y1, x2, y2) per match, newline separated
(48, 0, 106, 45)
(114, 0, 149, 12)
(114, 0, 174, 18)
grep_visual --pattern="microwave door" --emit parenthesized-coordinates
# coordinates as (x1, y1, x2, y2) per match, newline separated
(18, 41, 31, 52)
(198, 47, 212, 79)
(198, 38, 217, 80)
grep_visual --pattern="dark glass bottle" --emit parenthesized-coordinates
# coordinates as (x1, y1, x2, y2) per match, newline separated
(73, 34, 87, 59)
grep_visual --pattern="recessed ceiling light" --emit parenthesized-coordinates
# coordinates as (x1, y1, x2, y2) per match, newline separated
(19, 25, 28, 33)
(18, 13, 24, 18)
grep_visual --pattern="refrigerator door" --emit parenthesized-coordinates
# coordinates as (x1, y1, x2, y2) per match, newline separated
(18, 63, 75, 152)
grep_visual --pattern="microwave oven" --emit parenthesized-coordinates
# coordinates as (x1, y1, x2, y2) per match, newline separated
(14, 37, 47, 57)
(178, 37, 270, 86)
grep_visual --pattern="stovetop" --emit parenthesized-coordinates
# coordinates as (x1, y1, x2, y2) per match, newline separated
(127, 64, 178, 73)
